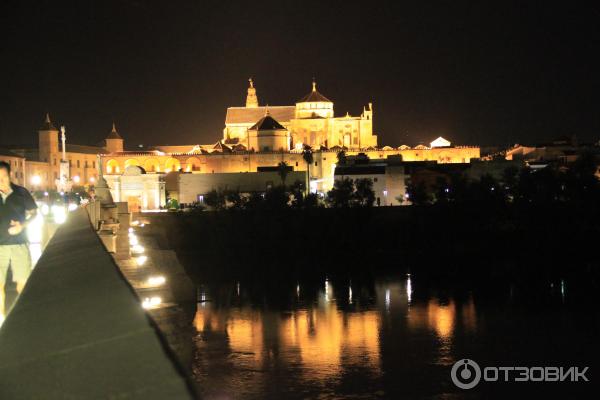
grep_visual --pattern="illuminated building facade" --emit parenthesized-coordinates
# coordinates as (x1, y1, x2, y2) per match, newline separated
(95, 80, 480, 209)
(224, 79, 377, 150)
(9, 114, 118, 191)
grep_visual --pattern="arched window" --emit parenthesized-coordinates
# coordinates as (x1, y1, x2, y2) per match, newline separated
(106, 159, 120, 174)
(165, 158, 181, 173)
(185, 157, 201, 172)
(144, 158, 160, 173)
(125, 159, 141, 169)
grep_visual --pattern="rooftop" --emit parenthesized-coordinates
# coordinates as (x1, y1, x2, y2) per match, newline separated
(298, 81, 332, 103)
(225, 106, 295, 125)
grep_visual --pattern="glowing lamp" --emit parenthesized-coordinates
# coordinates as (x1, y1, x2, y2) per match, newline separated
(31, 175, 42, 186)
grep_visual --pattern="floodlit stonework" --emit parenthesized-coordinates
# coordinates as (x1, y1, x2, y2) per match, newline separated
(98, 80, 480, 208)
(224, 79, 376, 150)
(5, 114, 108, 191)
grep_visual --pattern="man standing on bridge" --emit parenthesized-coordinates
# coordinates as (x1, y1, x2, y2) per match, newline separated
(0, 161, 38, 323)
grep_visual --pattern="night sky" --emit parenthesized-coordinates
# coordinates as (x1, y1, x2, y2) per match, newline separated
(1, 1, 599, 149)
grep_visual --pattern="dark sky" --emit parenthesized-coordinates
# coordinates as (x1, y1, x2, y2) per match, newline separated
(1, 1, 599, 149)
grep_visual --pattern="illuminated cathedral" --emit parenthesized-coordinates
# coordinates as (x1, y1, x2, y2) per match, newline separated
(223, 79, 377, 151)
(95, 79, 480, 210)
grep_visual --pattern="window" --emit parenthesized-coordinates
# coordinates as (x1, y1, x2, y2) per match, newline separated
(85, 160, 88, 168)
(53, 158, 57, 166)
(295, 162, 298, 167)
(374, 178, 378, 182)
(77, 160, 80, 168)
(314, 161, 318, 166)
(93, 161, 96, 169)
(68, 160, 72, 167)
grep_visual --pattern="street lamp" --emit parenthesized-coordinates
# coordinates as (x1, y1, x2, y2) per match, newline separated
(31, 175, 41, 187)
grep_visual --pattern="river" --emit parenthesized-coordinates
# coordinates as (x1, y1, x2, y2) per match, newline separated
(188, 274, 598, 399)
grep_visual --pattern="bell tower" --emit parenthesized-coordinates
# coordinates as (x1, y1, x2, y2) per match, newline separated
(105, 122, 124, 153)
(246, 78, 259, 108)
(38, 113, 59, 163)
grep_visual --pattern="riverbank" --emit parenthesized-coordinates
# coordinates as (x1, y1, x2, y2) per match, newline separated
(141, 203, 600, 286)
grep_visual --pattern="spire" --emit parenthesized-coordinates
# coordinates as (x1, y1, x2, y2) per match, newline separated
(107, 121, 122, 139)
(246, 77, 259, 108)
(40, 112, 57, 131)
(312, 78, 316, 92)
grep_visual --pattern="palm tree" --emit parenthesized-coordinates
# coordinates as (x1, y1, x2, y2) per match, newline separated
(302, 145, 313, 195)
(277, 161, 290, 187)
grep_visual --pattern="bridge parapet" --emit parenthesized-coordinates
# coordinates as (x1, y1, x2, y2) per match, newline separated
(0, 208, 195, 399)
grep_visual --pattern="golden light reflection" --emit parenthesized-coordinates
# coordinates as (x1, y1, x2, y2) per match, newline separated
(194, 297, 381, 382)
(427, 300, 456, 340)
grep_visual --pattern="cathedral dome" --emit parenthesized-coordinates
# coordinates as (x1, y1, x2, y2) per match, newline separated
(297, 80, 332, 103)
(295, 80, 334, 119)
(248, 113, 290, 152)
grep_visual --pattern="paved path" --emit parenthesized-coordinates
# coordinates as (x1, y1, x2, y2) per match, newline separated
(0, 208, 196, 399)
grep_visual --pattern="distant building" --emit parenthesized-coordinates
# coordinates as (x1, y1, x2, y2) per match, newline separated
(100, 81, 479, 210)
(505, 136, 600, 164)
(0, 80, 480, 207)
(165, 170, 307, 205)
(7, 114, 119, 191)
(334, 155, 407, 206)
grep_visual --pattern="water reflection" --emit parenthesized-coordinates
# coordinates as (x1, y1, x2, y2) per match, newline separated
(193, 277, 480, 399)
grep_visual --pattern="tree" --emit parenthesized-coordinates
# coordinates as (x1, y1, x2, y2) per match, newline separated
(204, 189, 226, 210)
(466, 173, 503, 204)
(167, 198, 179, 210)
(264, 185, 290, 209)
(353, 178, 375, 207)
(225, 189, 245, 210)
(244, 192, 265, 210)
(501, 166, 519, 202)
(406, 181, 430, 205)
(302, 145, 314, 194)
(289, 180, 306, 208)
(432, 176, 450, 204)
(336, 150, 347, 165)
(304, 192, 321, 209)
(276, 161, 290, 187)
(326, 178, 354, 207)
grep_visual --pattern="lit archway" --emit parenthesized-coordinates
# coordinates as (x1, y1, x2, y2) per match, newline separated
(144, 158, 161, 173)
(185, 157, 201, 172)
(125, 158, 141, 169)
(106, 159, 120, 174)
(165, 158, 181, 173)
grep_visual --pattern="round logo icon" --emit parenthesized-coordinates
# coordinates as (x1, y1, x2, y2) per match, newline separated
(451, 359, 481, 389)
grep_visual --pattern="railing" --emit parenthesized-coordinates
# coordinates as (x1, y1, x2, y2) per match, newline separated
(0, 208, 195, 399)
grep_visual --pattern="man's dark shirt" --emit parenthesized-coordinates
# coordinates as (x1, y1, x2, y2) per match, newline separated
(0, 183, 38, 245)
